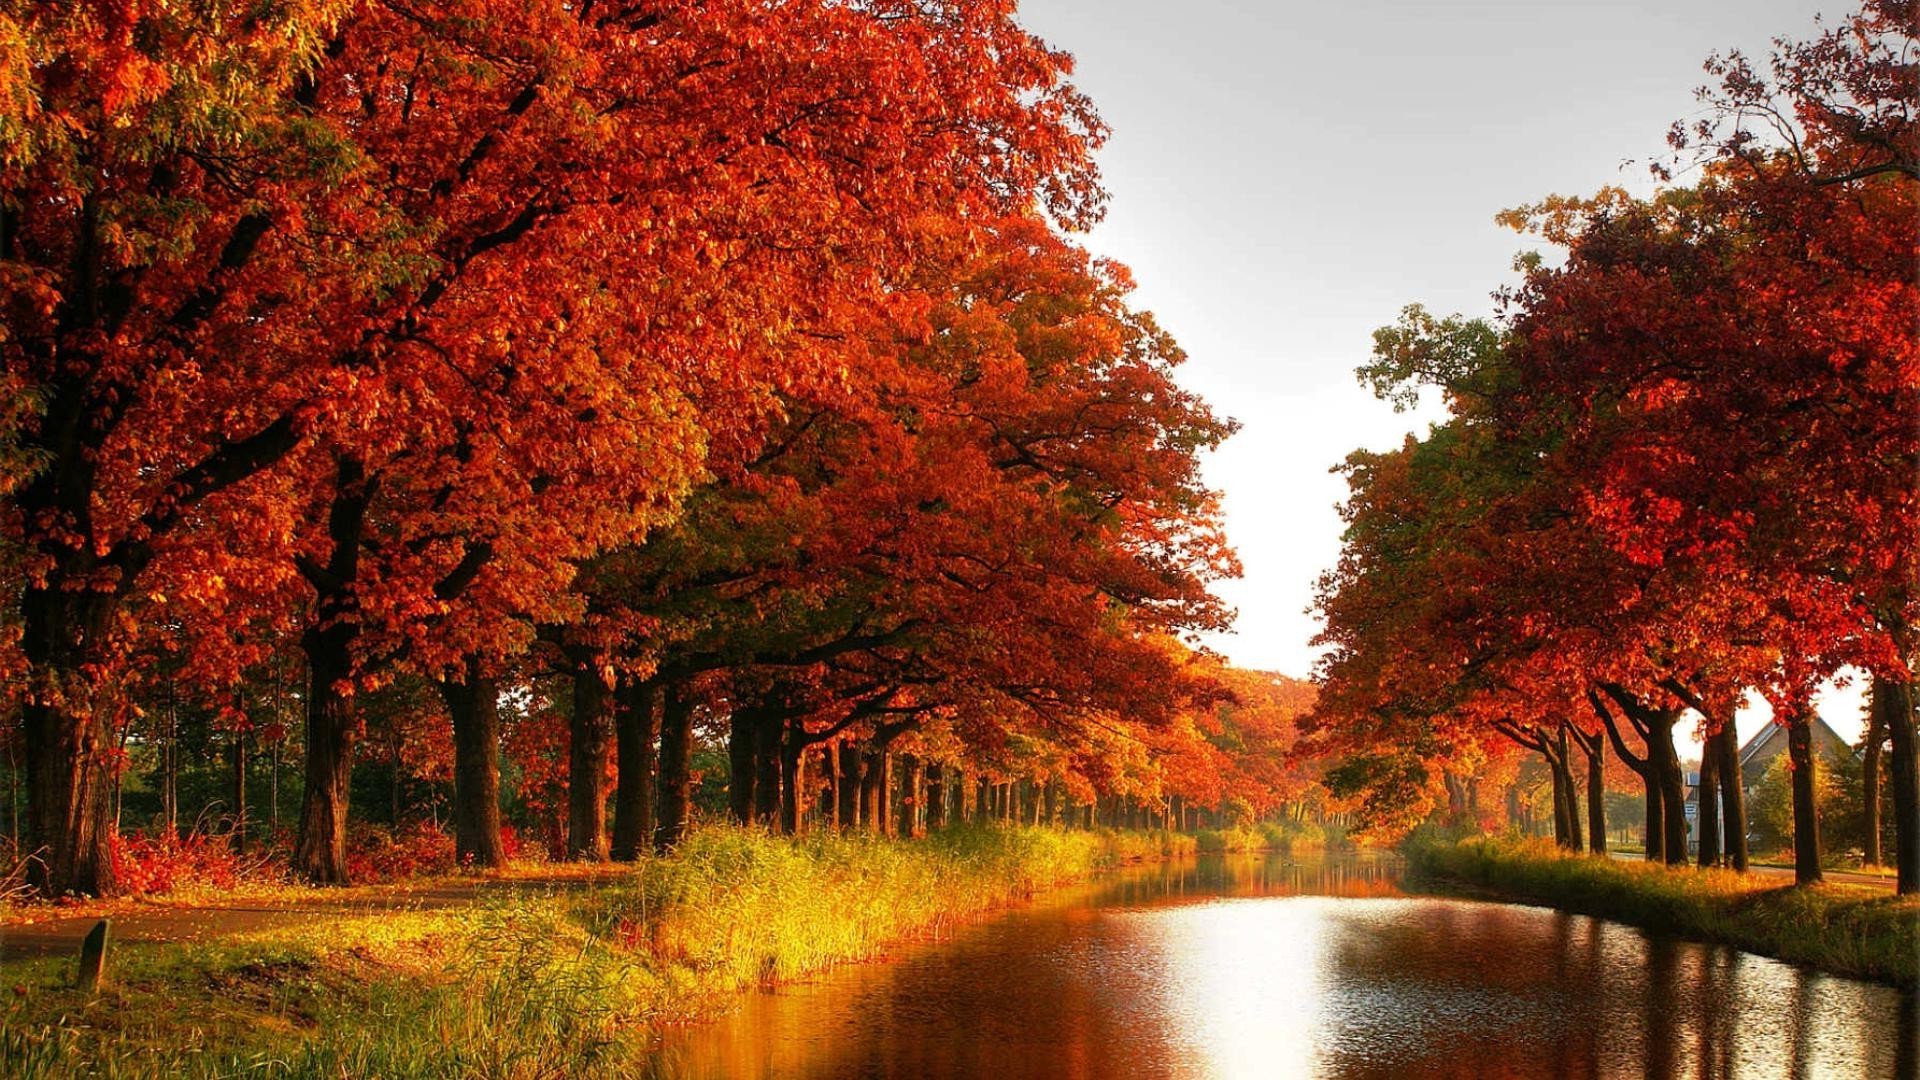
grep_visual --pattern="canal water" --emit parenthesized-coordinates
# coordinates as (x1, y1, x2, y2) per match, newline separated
(647, 854, 1916, 1079)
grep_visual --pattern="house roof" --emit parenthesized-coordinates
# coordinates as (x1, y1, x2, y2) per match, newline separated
(1736, 714, 1851, 767)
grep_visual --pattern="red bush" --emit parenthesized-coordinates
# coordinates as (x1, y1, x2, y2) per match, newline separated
(343, 821, 457, 883)
(109, 830, 278, 895)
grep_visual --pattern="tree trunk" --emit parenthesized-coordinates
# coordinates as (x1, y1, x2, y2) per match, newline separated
(1871, 673, 1917, 895)
(1696, 739, 1721, 868)
(753, 712, 781, 827)
(19, 592, 121, 896)
(162, 681, 179, 840)
(567, 663, 613, 861)
(1580, 732, 1606, 854)
(926, 763, 946, 830)
(1644, 771, 1665, 863)
(837, 743, 860, 830)
(611, 679, 658, 862)
(294, 622, 357, 884)
(1645, 712, 1687, 865)
(898, 754, 921, 838)
(293, 456, 376, 886)
(387, 726, 402, 828)
(1787, 710, 1823, 886)
(231, 729, 248, 855)
(1547, 753, 1570, 847)
(1562, 760, 1584, 853)
(1556, 728, 1583, 853)
(1712, 721, 1749, 872)
(1863, 699, 1885, 868)
(727, 708, 756, 826)
(439, 659, 505, 868)
(778, 727, 805, 836)
(653, 684, 694, 854)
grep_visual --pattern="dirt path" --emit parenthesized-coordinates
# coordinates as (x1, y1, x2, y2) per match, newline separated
(0, 871, 622, 962)
(1605, 850, 1896, 890)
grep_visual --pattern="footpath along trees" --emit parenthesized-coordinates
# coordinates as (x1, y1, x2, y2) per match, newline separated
(1311, 0, 1917, 890)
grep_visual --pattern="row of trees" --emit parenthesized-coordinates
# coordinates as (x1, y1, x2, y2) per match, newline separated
(0, 1, 1336, 896)
(1308, 0, 1917, 892)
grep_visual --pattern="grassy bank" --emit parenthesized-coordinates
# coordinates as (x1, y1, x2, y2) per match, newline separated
(1096, 828, 1198, 860)
(1406, 835, 1919, 988)
(0, 825, 1119, 1078)
(1191, 819, 1334, 855)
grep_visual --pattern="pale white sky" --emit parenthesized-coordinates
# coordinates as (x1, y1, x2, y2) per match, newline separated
(1017, 0, 1866, 745)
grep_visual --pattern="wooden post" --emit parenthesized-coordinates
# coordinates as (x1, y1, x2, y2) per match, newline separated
(77, 919, 109, 991)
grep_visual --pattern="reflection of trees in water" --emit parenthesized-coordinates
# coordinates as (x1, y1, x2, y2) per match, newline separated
(648, 854, 1912, 1080)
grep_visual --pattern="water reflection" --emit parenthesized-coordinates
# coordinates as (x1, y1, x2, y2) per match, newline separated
(646, 853, 1916, 1079)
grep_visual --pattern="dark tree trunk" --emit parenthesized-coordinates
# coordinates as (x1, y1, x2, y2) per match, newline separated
(926, 763, 946, 830)
(1556, 728, 1583, 853)
(1546, 753, 1571, 847)
(1711, 721, 1749, 872)
(1562, 761, 1584, 853)
(611, 679, 658, 862)
(837, 743, 860, 830)
(898, 754, 921, 838)
(294, 621, 357, 884)
(20, 588, 122, 897)
(654, 684, 694, 853)
(860, 752, 888, 832)
(1643, 769, 1666, 862)
(294, 456, 376, 886)
(1787, 710, 1823, 886)
(1696, 741, 1721, 868)
(779, 727, 805, 836)
(162, 682, 179, 839)
(1578, 730, 1606, 854)
(567, 663, 613, 861)
(1592, 688, 1683, 864)
(727, 709, 756, 826)
(387, 728, 402, 827)
(439, 659, 505, 868)
(1871, 673, 1917, 895)
(1644, 712, 1686, 865)
(753, 712, 781, 827)
(231, 729, 249, 855)
(1863, 700, 1885, 868)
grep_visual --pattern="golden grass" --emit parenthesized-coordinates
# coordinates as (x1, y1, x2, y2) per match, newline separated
(1407, 834, 1919, 988)
(0, 824, 1125, 1078)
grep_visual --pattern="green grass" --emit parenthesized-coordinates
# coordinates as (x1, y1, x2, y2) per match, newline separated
(0, 825, 1128, 1078)
(1406, 834, 1919, 988)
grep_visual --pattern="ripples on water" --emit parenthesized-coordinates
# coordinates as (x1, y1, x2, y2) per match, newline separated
(647, 855, 1917, 1079)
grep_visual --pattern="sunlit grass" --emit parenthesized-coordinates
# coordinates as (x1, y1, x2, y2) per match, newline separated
(1407, 834, 1918, 988)
(1194, 825, 1267, 854)
(1093, 828, 1198, 861)
(0, 824, 1134, 1078)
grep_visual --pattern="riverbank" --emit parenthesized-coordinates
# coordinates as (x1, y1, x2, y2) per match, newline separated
(1406, 835, 1919, 988)
(0, 825, 1129, 1078)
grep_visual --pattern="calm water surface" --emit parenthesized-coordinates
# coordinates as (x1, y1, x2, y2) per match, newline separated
(647, 854, 1917, 1079)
